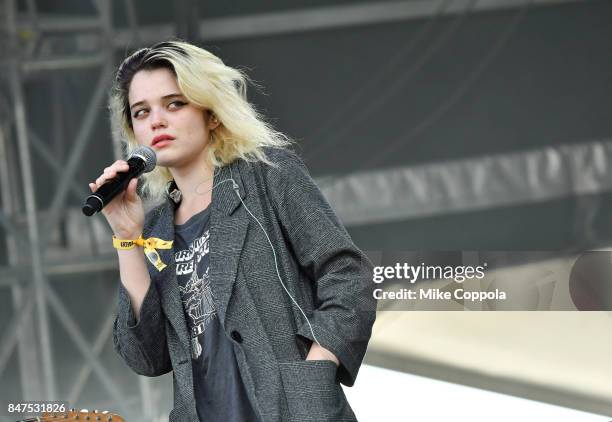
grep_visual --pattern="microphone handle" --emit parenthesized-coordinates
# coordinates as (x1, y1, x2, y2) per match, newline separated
(82, 156, 145, 216)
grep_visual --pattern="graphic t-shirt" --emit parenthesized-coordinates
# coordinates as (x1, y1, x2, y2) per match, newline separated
(174, 206, 259, 422)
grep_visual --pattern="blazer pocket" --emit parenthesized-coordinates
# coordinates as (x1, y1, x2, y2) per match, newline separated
(279, 360, 353, 421)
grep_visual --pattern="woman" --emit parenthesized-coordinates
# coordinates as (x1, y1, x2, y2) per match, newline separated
(91, 40, 376, 422)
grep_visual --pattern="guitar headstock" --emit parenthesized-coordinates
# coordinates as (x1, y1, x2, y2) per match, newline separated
(38, 409, 125, 421)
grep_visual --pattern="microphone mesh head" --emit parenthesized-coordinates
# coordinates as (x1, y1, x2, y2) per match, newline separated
(129, 146, 157, 173)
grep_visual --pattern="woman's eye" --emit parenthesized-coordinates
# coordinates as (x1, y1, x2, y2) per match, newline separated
(169, 100, 187, 109)
(131, 101, 185, 118)
(133, 109, 147, 118)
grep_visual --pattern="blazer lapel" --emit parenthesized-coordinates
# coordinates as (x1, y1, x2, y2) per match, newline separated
(209, 159, 249, 326)
(145, 199, 191, 352)
(146, 158, 248, 352)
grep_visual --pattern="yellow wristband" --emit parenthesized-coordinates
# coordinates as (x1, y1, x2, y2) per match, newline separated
(112, 235, 174, 271)
(112, 235, 140, 250)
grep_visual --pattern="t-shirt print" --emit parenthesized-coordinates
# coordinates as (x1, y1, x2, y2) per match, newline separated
(175, 229, 217, 359)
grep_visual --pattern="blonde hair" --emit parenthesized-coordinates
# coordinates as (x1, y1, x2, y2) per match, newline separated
(108, 40, 291, 202)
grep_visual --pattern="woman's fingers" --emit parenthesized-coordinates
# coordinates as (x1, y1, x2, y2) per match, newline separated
(125, 178, 138, 201)
(94, 161, 130, 188)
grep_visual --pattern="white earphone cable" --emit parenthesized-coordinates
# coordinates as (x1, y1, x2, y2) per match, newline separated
(219, 168, 321, 347)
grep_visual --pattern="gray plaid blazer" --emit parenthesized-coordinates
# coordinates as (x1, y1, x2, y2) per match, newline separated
(113, 147, 377, 422)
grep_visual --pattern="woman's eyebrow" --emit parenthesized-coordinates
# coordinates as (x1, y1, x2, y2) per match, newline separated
(129, 93, 185, 110)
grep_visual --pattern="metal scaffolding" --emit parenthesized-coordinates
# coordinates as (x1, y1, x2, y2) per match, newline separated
(0, 0, 151, 419)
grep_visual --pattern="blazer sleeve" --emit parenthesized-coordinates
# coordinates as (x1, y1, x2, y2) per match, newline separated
(113, 280, 172, 377)
(262, 148, 377, 387)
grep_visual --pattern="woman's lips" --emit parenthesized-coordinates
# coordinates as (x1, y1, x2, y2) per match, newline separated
(153, 140, 172, 148)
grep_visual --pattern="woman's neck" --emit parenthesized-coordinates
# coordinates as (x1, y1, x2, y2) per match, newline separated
(169, 153, 215, 212)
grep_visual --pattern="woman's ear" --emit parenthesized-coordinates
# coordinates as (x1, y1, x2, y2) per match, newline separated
(208, 112, 220, 130)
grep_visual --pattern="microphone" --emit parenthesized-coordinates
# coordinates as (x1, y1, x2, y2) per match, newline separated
(82, 146, 156, 216)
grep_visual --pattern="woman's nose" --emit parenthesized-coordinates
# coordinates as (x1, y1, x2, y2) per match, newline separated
(150, 109, 167, 129)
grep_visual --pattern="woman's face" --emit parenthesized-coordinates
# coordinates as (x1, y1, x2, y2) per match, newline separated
(128, 67, 218, 168)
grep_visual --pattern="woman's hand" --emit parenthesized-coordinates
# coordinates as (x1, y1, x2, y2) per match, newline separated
(89, 159, 144, 239)
(305, 343, 339, 366)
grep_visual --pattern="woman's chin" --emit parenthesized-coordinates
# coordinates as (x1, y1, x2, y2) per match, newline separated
(156, 156, 192, 170)
(154, 156, 175, 168)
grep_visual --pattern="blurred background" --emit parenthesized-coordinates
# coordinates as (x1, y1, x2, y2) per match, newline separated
(0, 0, 611, 420)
